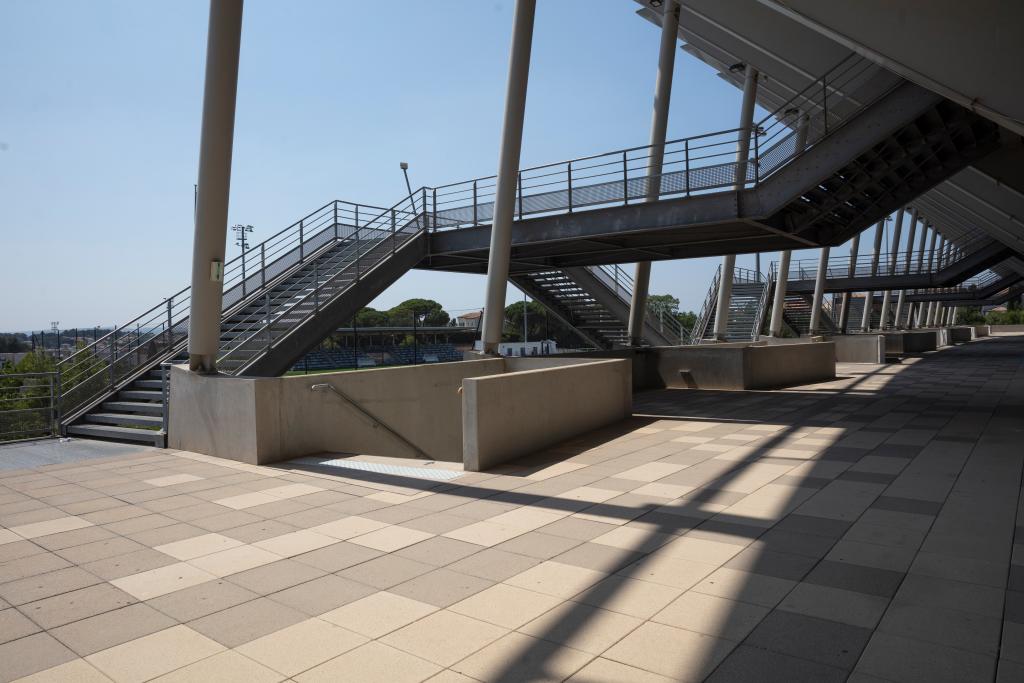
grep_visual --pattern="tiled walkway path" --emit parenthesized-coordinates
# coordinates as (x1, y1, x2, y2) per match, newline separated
(1, 335, 1022, 682)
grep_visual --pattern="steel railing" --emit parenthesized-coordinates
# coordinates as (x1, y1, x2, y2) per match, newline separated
(589, 264, 688, 343)
(690, 264, 723, 344)
(0, 372, 59, 442)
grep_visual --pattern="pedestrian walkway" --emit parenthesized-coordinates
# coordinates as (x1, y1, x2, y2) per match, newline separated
(1, 335, 1022, 682)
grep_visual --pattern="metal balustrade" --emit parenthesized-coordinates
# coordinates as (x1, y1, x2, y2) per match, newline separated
(589, 264, 689, 344)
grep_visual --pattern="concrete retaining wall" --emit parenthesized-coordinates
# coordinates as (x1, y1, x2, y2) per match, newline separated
(991, 325, 1024, 333)
(745, 342, 836, 388)
(949, 327, 973, 343)
(830, 335, 885, 363)
(884, 330, 939, 354)
(462, 359, 631, 471)
(169, 357, 630, 471)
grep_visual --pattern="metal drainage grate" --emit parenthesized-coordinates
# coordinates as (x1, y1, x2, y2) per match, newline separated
(293, 457, 463, 481)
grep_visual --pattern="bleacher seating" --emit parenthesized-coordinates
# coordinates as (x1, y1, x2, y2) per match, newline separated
(292, 343, 462, 371)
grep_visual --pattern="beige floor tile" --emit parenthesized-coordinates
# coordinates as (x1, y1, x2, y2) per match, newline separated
(321, 591, 438, 638)
(0, 528, 20, 545)
(631, 482, 695, 500)
(187, 544, 280, 577)
(577, 575, 683, 620)
(9, 516, 93, 539)
(295, 641, 441, 683)
(143, 474, 203, 488)
(236, 617, 367, 676)
(252, 530, 339, 557)
(505, 560, 607, 599)
(443, 520, 526, 547)
(150, 650, 284, 683)
(620, 553, 716, 590)
(488, 507, 567, 531)
(381, 610, 507, 667)
(450, 583, 562, 629)
(154, 533, 242, 561)
(615, 463, 686, 483)
(262, 483, 324, 500)
(691, 567, 796, 608)
(652, 590, 769, 641)
(213, 491, 280, 510)
(778, 582, 889, 629)
(567, 656, 676, 683)
(558, 487, 623, 504)
(520, 600, 642, 655)
(86, 625, 224, 683)
(590, 525, 673, 553)
(349, 526, 434, 552)
(604, 621, 736, 681)
(452, 631, 594, 681)
(309, 515, 389, 540)
(12, 658, 113, 683)
(110, 562, 216, 601)
(657, 536, 745, 565)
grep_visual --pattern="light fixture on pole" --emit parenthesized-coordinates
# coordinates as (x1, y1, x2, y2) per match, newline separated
(231, 224, 254, 251)
(400, 162, 418, 228)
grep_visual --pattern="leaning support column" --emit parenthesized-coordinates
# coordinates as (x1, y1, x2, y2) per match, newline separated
(893, 208, 918, 329)
(809, 247, 830, 335)
(714, 64, 759, 340)
(188, 0, 244, 374)
(838, 232, 861, 333)
(480, 0, 536, 354)
(861, 219, 885, 332)
(879, 208, 905, 329)
(768, 112, 809, 337)
(627, 0, 679, 346)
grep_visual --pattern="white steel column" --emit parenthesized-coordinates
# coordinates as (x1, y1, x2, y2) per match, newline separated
(627, 0, 679, 346)
(714, 65, 759, 340)
(809, 247, 830, 334)
(894, 207, 918, 329)
(838, 232, 860, 333)
(861, 219, 885, 332)
(879, 208, 905, 329)
(480, 0, 536, 354)
(768, 112, 808, 338)
(188, 0, 244, 374)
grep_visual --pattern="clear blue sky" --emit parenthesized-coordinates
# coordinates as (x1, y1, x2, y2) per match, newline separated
(1, 0, 842, 332)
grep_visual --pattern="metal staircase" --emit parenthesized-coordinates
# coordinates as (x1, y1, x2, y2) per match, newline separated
(58, 198, 428, 445)
(511, 265, 686, 349)
(690, 267, 770, 343)
(776, 294, 838, 337)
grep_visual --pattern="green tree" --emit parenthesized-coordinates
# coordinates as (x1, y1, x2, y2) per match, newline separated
(352, 307, 388, 327)
(387, 299, 449, 326)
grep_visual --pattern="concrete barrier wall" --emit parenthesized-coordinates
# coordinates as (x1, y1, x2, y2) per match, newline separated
(884, 331, 939, 353)
(462, 359, 631, 472)
(831, 335, 885, 363)
(745, 342, 836, 388)
(949, 327, 973, 343)
(972, 325, 990, 337)
(991, 325, 1024, 333)
(170, 357, 631, 471)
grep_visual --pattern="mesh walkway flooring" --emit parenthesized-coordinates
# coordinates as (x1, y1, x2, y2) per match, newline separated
(0, 335, 1022, 682)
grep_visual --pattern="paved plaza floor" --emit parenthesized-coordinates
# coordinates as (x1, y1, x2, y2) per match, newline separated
(1, 334, 1022, 682)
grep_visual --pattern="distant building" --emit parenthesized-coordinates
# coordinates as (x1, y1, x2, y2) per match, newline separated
(473, 339, 558, 357)
(454, 311, 483, 329)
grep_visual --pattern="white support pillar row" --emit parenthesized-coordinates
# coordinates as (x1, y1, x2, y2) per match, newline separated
(809, 247, 830, 335)
(861, 219, 885, 332)
(714, 65, 758, 340)
(893, 208, 917, 329)
(879, 208, 905, 330)
(951, 307, 959, 325)
(627, 0, 679, 346)
(838, 232, 861, 333)
(188, 0, 244, 374)
(480, 0, 536, 354)
(768, 112, 808, 338)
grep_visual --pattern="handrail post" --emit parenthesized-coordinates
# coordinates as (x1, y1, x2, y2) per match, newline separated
(166, 297, 173, 348)
(161, 363, 169, 443)
(420, 188, 427, 230)
(53, 371, 62, 437)
(299, 219, 305, 261)
(432, 188, 438, 230)
(264, 294, 272, 350)
(391, 209, 397, 254)
(517, 172, 524, 219)
(472, 181, 478, 226)
(355, 224, 361, 280)
(260, 243, 266, 289)
(108, 327, 117, 390)
(333, 201, 339, 239)
(314, 260, 320, 312)
(566, 162, 573, 212)
(622, 151, 629, 204)
(753, 127, 760, 185)
(684, 139, 690, 196)
(241, 248, 247, 298)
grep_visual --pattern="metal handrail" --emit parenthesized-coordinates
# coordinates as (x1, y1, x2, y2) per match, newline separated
(590, 264, 686, 344)
(690, 264, 722, 344)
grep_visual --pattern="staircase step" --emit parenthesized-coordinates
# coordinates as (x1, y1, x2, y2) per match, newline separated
(85, 413, 163, 427)
(133, 379, 164, 389)
(102, 401, 164, 415)
(118, 389, 163, 401)
(66, 423, 163, 445)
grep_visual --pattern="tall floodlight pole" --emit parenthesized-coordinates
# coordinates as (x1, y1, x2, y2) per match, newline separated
(187, 0, 244, 374)
(714, 64, 759, 340)
(768, 111, 809, 337)
(627, 0, 679, 346)
(400, 162, 417, 228)
(480, 0, 536, 355)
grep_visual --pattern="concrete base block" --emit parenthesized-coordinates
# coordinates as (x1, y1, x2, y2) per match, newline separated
(169, 358, 631, 472)
(883, 330, 939, 354)
(949, 327, 973, 343)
